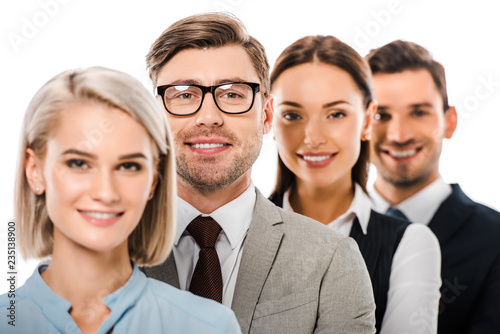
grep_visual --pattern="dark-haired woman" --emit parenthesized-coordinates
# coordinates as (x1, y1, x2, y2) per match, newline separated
(269, 35, 440, 334)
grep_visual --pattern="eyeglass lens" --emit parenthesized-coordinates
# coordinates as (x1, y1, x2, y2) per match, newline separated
(164, 83, 254, 115)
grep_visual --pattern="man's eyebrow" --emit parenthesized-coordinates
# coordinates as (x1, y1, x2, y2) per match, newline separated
(162, 79, 201, 85)
(161, 78, 251, 86)
(213, 78, 250, 85)
(410, 103, 434, 109)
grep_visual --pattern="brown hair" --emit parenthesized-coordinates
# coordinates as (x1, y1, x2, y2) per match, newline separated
(146, 12, 270, 95)
(366, 40, 449, 111)
(16, 66, 177, 266)
(269, 35, 374, 203)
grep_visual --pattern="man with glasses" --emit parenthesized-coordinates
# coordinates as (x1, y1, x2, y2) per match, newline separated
(142, 13, 375, 333)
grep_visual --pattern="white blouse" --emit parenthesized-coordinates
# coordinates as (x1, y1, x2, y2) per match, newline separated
(283, 183, 441, 334)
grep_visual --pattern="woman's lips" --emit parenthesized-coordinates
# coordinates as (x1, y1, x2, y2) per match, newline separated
(78, 210, 124, 227)
(297, 152, 337, 168)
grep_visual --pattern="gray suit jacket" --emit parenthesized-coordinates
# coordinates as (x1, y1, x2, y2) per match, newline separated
(144, 189, 376, 333)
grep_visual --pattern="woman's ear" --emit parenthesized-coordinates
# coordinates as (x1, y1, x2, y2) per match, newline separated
(25, 148, 45, 195)
(149, 174, 159, 200)
(361, 100, 377, 141)
(149, 153, 165, 200)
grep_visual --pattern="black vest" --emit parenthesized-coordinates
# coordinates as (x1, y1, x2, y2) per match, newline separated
(269, 195, 409, 332)
(349, 211, 409, 332)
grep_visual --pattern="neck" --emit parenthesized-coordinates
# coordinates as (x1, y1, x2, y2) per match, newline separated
(374, 172, 440, 205)
(42, 230, 133, 333)
(177, 172, 252, 213)
(291, 177, 354, 225)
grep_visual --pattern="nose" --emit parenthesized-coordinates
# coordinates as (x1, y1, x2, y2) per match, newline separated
(90, 170, 120, 203)
(303, 119, 327, 147)
(385, 116, 413, 143)
(195, 92, 224, 127)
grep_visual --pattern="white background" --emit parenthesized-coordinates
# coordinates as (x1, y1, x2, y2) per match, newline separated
(1, 0, 499, 294)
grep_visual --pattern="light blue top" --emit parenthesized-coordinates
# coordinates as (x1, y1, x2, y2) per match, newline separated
(0, 263, 241, 333)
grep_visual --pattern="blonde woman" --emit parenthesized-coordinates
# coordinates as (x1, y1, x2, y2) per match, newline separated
(0, 67, 240, 334)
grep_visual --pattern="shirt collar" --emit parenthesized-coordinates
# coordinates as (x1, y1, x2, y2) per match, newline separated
(282, 183, 370, 235)
(369, 176, 452, 225)
(25, 264, 74, 333)
(175, 182, 256, 250)
(100, 263, 148, 330)
(25, 262, 147, 334)
(336, 183, 371, 234)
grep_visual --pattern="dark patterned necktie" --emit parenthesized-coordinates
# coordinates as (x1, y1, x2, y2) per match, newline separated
(186, 215, 223, 303)
(385, 207, 409, 221)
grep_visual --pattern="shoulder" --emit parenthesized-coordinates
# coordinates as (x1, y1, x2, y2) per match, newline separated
(279, 205, 348, 243)
(0, 284, 29, 307)
(450, 184, 500, 232)
(370, 210, 439, 248)
(143, 278, 238, 327)
(400, 223, 441, 253)
(0, 285, 51, 334)
(256, 189, 347, 243)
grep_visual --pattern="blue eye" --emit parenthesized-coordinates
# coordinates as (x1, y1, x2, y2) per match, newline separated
(66, 159, 88, 169)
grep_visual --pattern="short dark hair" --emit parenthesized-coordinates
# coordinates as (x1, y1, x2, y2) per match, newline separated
(269, 35, 374, 203)
(366, 40, 449, 111)
(146, 12, 269, 95)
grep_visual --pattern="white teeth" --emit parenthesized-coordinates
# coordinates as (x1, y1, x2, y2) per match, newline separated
(389, 149, 417, 158)
(191, 143, 226, 149)
(303, 155, 330, 162)
(81, 211, 120, 219)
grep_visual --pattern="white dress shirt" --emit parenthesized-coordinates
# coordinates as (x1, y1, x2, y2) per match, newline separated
(173, 183, 256, 308)
(369, 176, 452, 225)
(283, 183, 441, 334)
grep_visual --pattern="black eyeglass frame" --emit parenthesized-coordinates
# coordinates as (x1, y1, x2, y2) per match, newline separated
(156, 82, 261, 116)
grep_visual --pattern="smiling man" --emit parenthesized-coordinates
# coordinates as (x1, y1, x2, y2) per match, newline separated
(367, 40, 500, 334)
(141, 13, 375, 334)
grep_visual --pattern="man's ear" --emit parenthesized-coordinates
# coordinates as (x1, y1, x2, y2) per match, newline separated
(262, 94, 274, 135)
(361, 100, 377, 141)
(25, 148, 45, 195)
(444, 106, 458, 139)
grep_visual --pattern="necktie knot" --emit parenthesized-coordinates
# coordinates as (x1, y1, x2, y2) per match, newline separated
(385, 207, 409, 221)
(187, 216, 222, 249)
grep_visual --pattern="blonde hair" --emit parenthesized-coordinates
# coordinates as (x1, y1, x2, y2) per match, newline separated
(15, 66, 176, 266)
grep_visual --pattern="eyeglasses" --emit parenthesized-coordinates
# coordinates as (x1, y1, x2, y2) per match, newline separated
(157, 82, 261, 116)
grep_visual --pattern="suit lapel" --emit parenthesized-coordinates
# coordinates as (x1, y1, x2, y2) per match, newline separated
(231, 189, 284, 334)
(428, 184, 476, 245)
(143, 253, 180, 288)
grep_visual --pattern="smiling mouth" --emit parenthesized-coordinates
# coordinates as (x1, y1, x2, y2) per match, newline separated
(384, 148, 421, 159)
(79, 210, 124, 219)
(189, 143, 229, 149)
(302, 155, 332, 162)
